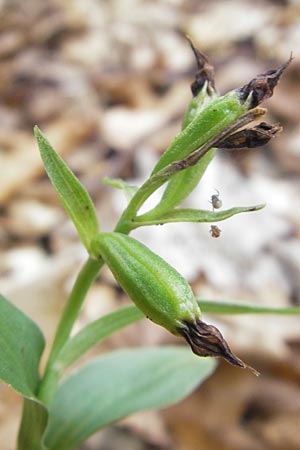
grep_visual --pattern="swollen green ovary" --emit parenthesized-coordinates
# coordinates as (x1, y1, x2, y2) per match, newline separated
(118, 255, 200, 334)
(95, 233, 201, 335)
(152, 92, 246, 174)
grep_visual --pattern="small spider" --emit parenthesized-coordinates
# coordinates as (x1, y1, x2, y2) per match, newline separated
(210, 225, 221, 238)
(210, 189, 222, 210)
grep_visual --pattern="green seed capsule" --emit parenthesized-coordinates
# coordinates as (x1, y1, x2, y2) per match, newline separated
(151, 90, 250, 175)
(91, 232, 258, 374)
(152, 57, 291, 177)
(152, 76, 218, 216)
(91, 232, 201, 334)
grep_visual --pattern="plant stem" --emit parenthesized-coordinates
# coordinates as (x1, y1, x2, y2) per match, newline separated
(17, 398, 48, 450)
(38, 256, 103, 404)
(114, 175, 170, 233)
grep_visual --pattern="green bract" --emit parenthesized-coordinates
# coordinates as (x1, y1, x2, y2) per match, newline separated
(91, 232, 201, 334)
(34, 126, 99, 251)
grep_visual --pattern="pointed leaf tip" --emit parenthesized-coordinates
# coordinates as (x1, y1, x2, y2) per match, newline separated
(34, 127, 99, 250)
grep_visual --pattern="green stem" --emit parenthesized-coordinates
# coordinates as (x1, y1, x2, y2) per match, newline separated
(17, 399, 48, 450)
(114, 147, 203, 232)
(114, 174, 170, 233)
(38, 256, 103, 404)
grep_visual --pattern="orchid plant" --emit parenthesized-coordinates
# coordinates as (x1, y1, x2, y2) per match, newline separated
(0, 41, 296, 450)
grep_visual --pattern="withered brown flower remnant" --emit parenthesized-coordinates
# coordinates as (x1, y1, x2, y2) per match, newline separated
(180, 319, 260, 376)
(219, 122, 283, 149)
(186, 35, 215, 96)
(216, 57, 291, 151)
(239, 55, 293, 109)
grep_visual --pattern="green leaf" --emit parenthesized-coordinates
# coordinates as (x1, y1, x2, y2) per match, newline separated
(17, 398, 49, 450)
(0, 294, 45, 398)
(57, 306, 143, 371)
(136, 204, 265, 226)
(103, 176, 138, 201)
(0, 294, 50, 449)
(44, 347, 216, 450)
(199, 299, 300, 315)
(34, 126, 99, 250)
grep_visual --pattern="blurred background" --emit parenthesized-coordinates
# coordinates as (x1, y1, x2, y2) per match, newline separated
(1, 0, 300, 449)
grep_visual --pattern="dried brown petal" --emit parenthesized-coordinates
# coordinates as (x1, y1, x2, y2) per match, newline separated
(185, 36, 215, 97)
(219, 122, 282, 149)
(179, 318, 260, 376)
(239, 56, 293, 109)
